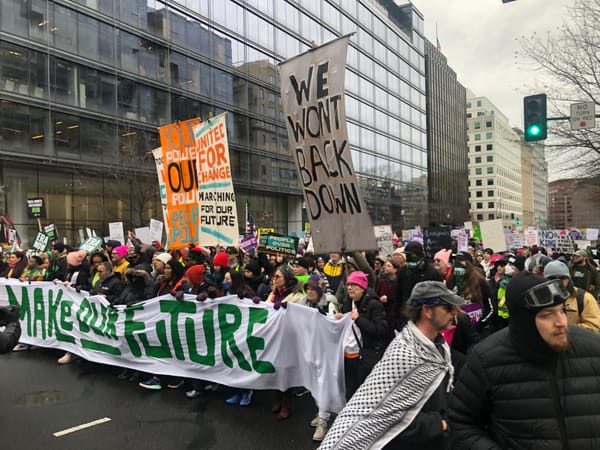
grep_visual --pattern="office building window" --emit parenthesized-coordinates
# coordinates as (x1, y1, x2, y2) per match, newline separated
(475, 145, 481, 152)
(474, 122, 481, 129)
(475, 168, 482, 175)
(487, 179, 494, 185)
(486, 120, 492, 127)
(476, 191, 482, 198)
(476, 179, 482, 186)
(487, 155, 493, 162)
(488, 190, 494, 197)
(485, 132, 493, 139)
(477, 214, 483, 220)
(487, 167, 494, 174)
(475, 156, 481, 163)
(486, 144, 493, 150)
(476, 202, 483, 209)
(474, 134, 481, 141)
(488, 202, 494, 208)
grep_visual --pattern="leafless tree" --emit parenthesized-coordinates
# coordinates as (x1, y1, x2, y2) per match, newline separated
(518, 0, 600, 175)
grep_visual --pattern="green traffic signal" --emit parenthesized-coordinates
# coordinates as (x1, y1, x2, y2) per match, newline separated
(527, 124, 541, 136)
(523, 94, 547, 141)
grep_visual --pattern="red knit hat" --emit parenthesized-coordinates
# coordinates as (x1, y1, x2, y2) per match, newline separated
(185, 264, 205, 286)
(212, 251, 229, 268)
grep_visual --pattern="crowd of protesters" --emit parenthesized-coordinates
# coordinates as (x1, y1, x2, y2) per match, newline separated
(3, 233, 600, 446)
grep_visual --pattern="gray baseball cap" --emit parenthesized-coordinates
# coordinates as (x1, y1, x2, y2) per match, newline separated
(407, 281, 468, 306)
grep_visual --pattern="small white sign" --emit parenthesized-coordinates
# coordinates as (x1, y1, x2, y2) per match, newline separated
(570, 101, 596, 130)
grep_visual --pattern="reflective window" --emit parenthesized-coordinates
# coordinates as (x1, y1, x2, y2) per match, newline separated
(1, 0, 32, 39)
(53, 4, 78, 54)
(51, 59, 77, 106)
(74, 0, 115, 16)
(0, 43, 47, 99)
(0, 102, 47, 154)
(119, 0, 148, 30)
(78, 66, 117, 115)
(80, 118, 117, 162)
(54, 113, 81, 159)
(275, 1, 299, 33)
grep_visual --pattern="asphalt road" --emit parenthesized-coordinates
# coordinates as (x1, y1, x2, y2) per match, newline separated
(0, 348, 322, 450)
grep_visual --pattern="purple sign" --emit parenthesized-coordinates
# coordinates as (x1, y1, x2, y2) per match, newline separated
(240, 234, 257, 252)
(461, 302, 483, 325)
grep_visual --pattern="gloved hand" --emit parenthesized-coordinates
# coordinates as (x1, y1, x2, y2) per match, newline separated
(206, 287, 219, 299)
(251, 296, 262, 304)
(273, 299, 287, 310)
(175, 290, 184, 301)
(196, 293, 208, 302)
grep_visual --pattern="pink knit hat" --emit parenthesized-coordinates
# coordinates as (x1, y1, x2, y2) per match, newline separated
(346, 271, 368, 290)
(113, 245, 129, 258)
(434, 249, 452, 265)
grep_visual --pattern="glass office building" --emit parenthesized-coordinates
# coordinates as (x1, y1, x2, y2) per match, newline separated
(0, 0, 427, 246)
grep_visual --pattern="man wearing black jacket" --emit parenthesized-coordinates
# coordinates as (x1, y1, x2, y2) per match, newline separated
(449, 271, 600, 449)
(0, 305, 21, 353)
(396, 241, 443, 330)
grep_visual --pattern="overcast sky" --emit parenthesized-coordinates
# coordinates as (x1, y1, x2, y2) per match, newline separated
(411, 0, 569, 130)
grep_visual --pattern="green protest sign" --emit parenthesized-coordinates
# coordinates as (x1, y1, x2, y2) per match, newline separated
(32, 232, 50, 253)
(257, 233, 299, 257)
(80, 236, 104, 253)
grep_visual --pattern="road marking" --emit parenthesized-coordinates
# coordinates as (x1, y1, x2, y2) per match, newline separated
(53, 417, 112, 437)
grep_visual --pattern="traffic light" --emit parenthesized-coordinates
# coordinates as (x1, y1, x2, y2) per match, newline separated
(523, 94, 547, 141)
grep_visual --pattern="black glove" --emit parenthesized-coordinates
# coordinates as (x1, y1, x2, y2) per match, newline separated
(0, 305, 20, 326)
(175, 290, 184, 301)
(196, 293, 208, 302)
(206, 287, 218, 299)
(251, 296, 262, 304)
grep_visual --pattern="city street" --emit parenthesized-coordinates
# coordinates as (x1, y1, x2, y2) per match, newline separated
(0, 348, 321, 450)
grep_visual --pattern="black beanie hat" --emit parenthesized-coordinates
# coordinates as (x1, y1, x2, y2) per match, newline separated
(244, 261, 261, 278)
(506, 271, 563, 362)
(404, 241, 424, 257)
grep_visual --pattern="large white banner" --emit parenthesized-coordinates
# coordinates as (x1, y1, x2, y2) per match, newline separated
(279, 35, 377, 253)
(0, 279, 349, 412)
(192, 113, 239, 247)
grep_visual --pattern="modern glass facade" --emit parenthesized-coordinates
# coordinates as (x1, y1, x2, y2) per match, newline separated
(0, 0, 427, 246)
(424, 39, 468, 227)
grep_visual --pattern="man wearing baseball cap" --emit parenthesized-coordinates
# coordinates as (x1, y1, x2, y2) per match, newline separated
(450, 271, 600, 449)
(320, 281, 466, 450)
(570, 249, 600, 297)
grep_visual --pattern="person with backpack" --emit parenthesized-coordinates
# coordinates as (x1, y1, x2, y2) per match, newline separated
(544, 260, 600, 333)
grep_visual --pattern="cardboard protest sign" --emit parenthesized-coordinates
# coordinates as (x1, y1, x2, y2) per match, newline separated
(192, 113, 239, 246)
(108, 222, 125, 247)
(279, 35, 376, 253)
(158, 118, 202, 248)
(27, 198, 46, 219)
(479, 219, 506, 253)
(149, 219, 164, 244)
(373, 225, 394, 257)
(152, 147, 170, 244)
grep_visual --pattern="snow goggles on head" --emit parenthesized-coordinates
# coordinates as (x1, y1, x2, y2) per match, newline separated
(521, 279, 569, 309)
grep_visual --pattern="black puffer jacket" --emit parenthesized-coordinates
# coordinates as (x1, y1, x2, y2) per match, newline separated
(341, 291, 388, 351)
(449, 326, 600, 449)
(90, 272, 123, 304)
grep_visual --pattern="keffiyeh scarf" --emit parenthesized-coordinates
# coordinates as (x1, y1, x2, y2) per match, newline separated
(318, 321, 453, 450)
